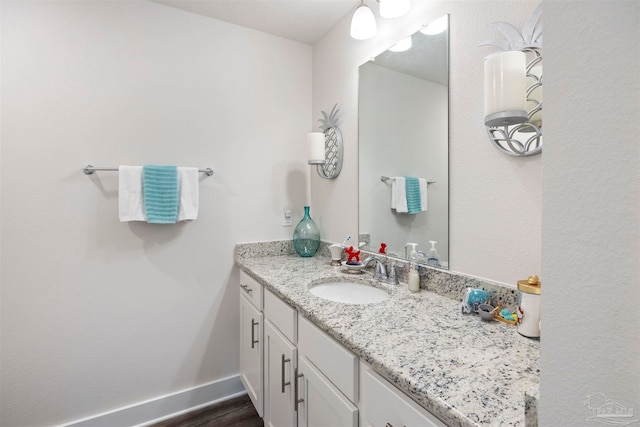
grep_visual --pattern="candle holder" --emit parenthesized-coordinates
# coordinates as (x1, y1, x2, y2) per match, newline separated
(480, 5, 543, 157)
(308, 104, 343, 179)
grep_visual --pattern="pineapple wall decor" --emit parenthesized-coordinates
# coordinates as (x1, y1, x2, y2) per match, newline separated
(480, 3, 542, 157)
(315, 104, 344, 179)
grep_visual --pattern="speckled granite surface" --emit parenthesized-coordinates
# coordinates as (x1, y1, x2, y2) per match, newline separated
(524, 388, 539, 427)
(235, 241, 540, 427)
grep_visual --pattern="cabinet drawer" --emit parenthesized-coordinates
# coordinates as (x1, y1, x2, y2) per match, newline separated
(264, 289, 297, 343)
(297, 315, 358, 403)
(240, 271, 263, 310)
(360, 362, 446, 427)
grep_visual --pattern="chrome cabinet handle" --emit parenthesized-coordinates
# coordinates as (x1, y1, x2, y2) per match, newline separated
(281, 354, 291, 393)
(294, 369, 304, 412)
(250, 319, 259, 349)
(240, 284, 253, 294)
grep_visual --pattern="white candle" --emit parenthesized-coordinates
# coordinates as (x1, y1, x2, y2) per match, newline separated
(307, 132, 325, 164)
(484, 51, 526, 118)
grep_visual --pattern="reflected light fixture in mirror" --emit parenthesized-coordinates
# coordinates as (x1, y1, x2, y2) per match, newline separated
(420, 14, 448, 35)
(388, 36, 412, 52)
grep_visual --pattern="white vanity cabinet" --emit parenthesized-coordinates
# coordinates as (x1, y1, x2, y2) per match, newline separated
(359, 362, 446, 427)
(297, 315, 358, 427)
(263, 289, 298, 427)
(239, 271, 264, 417)
(297, 356, 359, 427)
(239, 270, 443, 427)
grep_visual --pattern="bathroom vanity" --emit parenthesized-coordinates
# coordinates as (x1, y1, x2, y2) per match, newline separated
(236, 242, 539, 427)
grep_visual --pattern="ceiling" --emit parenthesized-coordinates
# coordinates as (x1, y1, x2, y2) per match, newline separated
(149, 0, 357, 45)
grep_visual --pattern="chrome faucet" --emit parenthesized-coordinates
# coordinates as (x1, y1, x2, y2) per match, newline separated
(363, 256, 398, 285)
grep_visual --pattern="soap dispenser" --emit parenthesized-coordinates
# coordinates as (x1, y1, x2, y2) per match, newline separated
(406, 243, 421, 292)
(427, 240, 441, 267)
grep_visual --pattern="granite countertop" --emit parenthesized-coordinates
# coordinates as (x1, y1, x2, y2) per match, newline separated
(235, 246, 539, 427)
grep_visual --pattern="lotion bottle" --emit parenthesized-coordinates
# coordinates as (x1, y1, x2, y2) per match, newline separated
(407, 243, 421, 292)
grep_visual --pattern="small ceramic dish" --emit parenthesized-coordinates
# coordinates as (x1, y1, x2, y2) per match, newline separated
(341, 261, 365, 274)
(478, 303, 496, 321)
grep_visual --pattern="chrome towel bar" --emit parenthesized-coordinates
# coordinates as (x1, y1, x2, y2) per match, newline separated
(83, 165, 214, 176)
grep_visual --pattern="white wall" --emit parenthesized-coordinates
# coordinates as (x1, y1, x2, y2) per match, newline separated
(312, 1, 542, 286)
(541, 1, 639, 424)
(0, 1, 311, 425)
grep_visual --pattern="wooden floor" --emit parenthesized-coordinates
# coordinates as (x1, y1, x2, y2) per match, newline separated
(149, 394, 263, 427)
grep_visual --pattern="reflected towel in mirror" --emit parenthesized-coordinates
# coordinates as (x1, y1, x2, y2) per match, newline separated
(391, 176, 427, 214)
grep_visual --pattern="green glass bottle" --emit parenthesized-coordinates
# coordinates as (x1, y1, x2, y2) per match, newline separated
(293, 206, 320, 257)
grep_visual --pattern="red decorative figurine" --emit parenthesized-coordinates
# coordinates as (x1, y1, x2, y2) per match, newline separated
(344, 246, 361, 263)
(378, 243, 387, 255)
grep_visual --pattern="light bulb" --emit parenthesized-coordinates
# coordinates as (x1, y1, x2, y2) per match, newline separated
(379, 0, 410, 19)
(350, 2, 377, 40)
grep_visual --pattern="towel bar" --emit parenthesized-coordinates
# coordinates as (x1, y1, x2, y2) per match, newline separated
(83, 165, 214, 176)
(380, 175, 435, 185)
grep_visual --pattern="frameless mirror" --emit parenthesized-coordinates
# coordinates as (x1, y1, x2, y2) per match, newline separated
(358, 15, 449, 268)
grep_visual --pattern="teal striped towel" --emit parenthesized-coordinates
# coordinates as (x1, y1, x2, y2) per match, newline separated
(405, 176, 422, 214)
(143, 165, 179, 224)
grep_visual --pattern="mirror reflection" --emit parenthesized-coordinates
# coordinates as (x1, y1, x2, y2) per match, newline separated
(358, 15, 449, 268)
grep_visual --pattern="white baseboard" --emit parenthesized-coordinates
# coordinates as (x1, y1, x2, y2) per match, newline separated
(61, 375, 246, 427)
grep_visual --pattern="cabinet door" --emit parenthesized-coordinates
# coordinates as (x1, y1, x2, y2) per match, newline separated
(240, 294, 263, 417)
(264, 320, 297, 427)
(297, 356, 358, 427)
(360, 364, 446, 427)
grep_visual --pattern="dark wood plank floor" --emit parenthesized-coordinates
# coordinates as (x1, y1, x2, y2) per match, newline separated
(149, 394, 263, 427)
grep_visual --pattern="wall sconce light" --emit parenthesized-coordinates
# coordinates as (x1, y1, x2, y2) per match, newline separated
(308, 104, 343, 179)
(480, 4, 543, 157)
(350, 0, 411, 40)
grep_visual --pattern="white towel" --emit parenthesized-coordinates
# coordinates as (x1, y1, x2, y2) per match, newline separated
(177, 167, 199, 221)
(419, 178, 428, 212)
(118, 165, 145, 222)
(391, 177, 408, 213)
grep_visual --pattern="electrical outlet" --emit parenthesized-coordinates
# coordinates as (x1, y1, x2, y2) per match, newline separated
(283, 207, 292, 227)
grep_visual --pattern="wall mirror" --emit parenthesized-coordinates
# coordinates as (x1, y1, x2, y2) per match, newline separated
(358, 14, 449, 268)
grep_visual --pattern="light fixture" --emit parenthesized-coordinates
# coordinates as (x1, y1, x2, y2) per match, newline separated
(483, 51, 527, 127)
(379, 0, 410, 19)
(420, 14, 448, 35)
(479, 4, 543, 157)
(308, 104, 343, 179)
(350, 0, 411, 40)
(350, 0, 377, 40)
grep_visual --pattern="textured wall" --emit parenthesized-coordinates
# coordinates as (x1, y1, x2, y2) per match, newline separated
(0, 1, 311, 425)
(312, 1, 542, 287)
(541, 1, 640, 424)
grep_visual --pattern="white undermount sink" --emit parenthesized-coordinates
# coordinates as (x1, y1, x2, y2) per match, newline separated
(308, 281, 389, 305)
